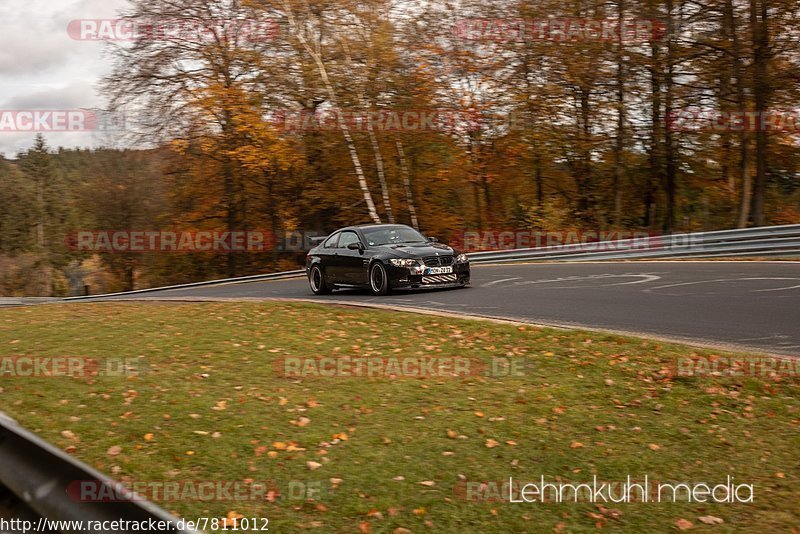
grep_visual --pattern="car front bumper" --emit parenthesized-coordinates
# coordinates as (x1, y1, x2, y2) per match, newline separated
(386, 263, 471, 289)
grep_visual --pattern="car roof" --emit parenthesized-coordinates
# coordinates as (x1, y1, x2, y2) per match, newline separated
(338, 224, 415, 232)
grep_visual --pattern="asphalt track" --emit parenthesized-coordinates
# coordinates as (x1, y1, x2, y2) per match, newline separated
(86, 261, 800, 356)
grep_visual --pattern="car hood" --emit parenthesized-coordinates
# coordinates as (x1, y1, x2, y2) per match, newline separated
(379, 243, 460, 259)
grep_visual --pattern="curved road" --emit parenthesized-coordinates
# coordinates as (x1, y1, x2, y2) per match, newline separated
(95, 261, 800, 356)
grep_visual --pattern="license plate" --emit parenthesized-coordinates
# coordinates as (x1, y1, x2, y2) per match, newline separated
(426, 266, 453, 275)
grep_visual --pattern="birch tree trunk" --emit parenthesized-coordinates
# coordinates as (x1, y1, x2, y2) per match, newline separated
(396, 139, 419, 229)
(282, 1, 381, 224)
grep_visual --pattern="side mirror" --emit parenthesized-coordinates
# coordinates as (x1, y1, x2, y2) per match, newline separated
(347, 242, 364, 251)
(428, 237, 439, 243)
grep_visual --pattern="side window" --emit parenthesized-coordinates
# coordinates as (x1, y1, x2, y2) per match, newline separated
(323, 233, 340, 249)
(338, 231, 361, 249)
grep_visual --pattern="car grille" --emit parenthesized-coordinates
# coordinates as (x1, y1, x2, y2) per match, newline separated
(422, 274, 458, 284)
(423, 255, 454, 267)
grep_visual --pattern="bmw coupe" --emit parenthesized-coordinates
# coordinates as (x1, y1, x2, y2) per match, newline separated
(306, 224, 470, 296)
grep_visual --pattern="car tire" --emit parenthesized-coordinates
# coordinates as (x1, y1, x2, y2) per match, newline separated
(309, 265, 332, 295)
(369, 262, 391, 296)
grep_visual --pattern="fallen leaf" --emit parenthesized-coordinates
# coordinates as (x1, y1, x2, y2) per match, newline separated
(222, 511, 245, 527)
(143, 433, 154, 442)
(307, 461, 323, 471)
(107, 446, 122, 456)
(698, 516, 724, 525)
(418, 481, 436, 487)
(675, 518, 693, 530)
(648, 443, 661, 451)
(570, 441, 584, 449)
(446, 430, 458, 439)
(598, 506, 622, 519)
(485, 439, 500, 448)
(474, 412, 485, 418)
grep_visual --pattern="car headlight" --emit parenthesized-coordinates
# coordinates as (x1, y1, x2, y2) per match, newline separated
(456, 254, 469, 264)
(390, 258, 419, 268)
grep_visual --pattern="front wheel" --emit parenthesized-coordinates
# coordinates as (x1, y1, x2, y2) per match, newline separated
(369, 262, 391, 296)
(309, 265, 332, 295)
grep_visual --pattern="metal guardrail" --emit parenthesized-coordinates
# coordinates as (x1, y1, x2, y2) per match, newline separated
(467, 224, 800, 264)
(0, 412, 198, 533)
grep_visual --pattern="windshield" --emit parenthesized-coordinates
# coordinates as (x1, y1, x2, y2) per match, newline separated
(362, 227, 428, 246)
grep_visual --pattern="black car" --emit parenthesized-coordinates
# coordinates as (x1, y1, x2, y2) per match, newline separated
(306, 224, 470, 296)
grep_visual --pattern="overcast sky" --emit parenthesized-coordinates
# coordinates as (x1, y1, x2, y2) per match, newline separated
(0, 0, 131, 158)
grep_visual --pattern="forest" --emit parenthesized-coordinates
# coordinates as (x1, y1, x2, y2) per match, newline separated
(1, 0, 798, 296)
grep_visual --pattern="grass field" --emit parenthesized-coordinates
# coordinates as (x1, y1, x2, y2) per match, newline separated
(0, 302, 798, 532)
